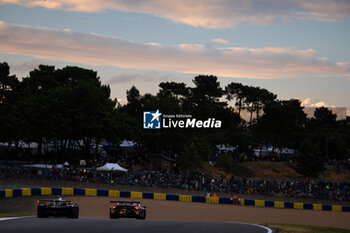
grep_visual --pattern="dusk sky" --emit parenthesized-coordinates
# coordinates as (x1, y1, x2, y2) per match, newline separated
(0, 0, 349, 115)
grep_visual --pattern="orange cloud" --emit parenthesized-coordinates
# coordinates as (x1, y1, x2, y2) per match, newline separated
(301, 98, 336, 108)
(211, 38, 230, 44)
(1, 0, 350, 28)
(301, 98, 347, 119)
(0, 21, 349, 79)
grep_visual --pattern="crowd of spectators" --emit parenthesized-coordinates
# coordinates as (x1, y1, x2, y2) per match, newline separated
(1, 161, 349, 202)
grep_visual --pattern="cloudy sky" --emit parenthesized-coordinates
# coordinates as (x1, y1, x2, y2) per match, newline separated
(0, 0, 349, 114)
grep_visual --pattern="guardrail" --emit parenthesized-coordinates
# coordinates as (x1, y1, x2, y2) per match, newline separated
(1, 187, 349, 212)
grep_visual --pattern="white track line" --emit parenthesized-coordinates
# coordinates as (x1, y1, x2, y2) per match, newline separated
(0, 216, 32, 221)
(247, 223, 273, 233)
(230, 222, 273, 233)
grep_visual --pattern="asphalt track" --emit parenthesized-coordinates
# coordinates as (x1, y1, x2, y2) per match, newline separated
(0, 217, 273, 233)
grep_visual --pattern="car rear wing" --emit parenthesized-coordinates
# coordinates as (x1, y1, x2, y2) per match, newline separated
(110, 201, 140, 204)
(37, 199, 73, 204)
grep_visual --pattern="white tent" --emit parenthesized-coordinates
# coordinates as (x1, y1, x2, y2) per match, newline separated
(96, 163, 127, 172)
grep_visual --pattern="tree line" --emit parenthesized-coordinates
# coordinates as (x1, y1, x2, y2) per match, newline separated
(0, 62, 349, 177)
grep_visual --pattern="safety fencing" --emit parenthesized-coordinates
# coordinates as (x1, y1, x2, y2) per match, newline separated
(1, 187, 349, 212)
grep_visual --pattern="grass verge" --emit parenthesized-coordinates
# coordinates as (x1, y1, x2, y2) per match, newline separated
(265, 223, 350, 233)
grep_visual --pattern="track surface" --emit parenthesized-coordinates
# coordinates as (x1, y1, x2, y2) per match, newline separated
(0, 217, 272, 233)
(1, 196, 350, 229)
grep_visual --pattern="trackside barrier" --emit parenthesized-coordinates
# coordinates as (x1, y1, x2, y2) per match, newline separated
(30, 188, 40, 196)
(274, 201, 284, 208)
(304, 203, 313, 210)
(206, 196, 219, 204)
(41, 188, 52, 195)
(62, 188, 73, 195)
(219, 197, 232, 205)
(255, 200, 265, 207)
(192, 196, 205, 203)
(73, 188, 85, 196)
(85, 188, 97, 196)
(332, 205, 342, 212)
(21, 188, 31, 196)
(97, 189, 108, 197)
(322, 205, 332, 211)
(166, 194, 179, 201)
(294, 202, 303, 209)
(240, 198, 245, 205)
(108, 190, 120, 197)
(244, 199, 255, 206)
(142, 192, 154, 199)
(131, 191, 142, 199)
(52, 188, 62, 195)
(232, 198, 240, 205)
(179, 195, 192, 202)
(1, 187, 349, 212)
(265, 201, 274, 207)
(284, 202, 294, 209)
(120, 191, 131, 198)
(5, 189, 13, 198)
(313, 204, 322, 211)
(13, 189, 22, 197)
(154, 193, 166, 200)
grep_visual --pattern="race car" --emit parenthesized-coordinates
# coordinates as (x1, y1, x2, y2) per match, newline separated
(109, 201, 146, 219)
(37, 196, 79, 218)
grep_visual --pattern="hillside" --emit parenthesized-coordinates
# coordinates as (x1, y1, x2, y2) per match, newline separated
(206, 161, 350, 182)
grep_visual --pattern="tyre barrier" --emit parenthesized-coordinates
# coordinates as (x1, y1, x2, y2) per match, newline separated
(1, 187, 349, 212)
